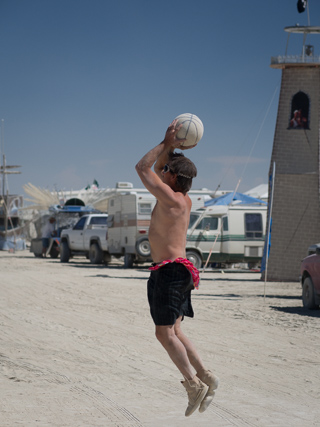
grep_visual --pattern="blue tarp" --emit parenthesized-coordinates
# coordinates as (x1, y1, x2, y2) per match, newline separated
(49, 204, 97, 213)
(205, 192, 267, 207)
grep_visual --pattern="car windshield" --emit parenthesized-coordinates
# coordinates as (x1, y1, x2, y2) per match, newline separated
(188, 213, 200, 229)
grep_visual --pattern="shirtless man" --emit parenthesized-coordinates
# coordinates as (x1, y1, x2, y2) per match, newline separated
(135, 120, 219, 417)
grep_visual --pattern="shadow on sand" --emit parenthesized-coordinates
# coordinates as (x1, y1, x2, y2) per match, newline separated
(270, 305, 320, 317)
(193, 293, 301, 301)
(92, 274, 149, 280)
(200, 277, 261, 283)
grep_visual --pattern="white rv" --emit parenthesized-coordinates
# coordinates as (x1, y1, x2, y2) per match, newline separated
(107, 189, 213, 267)
(185, 204, 267, 269)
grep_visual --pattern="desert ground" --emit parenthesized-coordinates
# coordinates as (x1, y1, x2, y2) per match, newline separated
(0, 251, 319, 427)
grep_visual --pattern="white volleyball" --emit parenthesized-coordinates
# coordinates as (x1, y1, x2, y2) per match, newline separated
(174, 113, 204, 148)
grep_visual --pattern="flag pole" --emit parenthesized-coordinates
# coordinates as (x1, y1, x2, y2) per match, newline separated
(264, 162, 276, 301)
(201, 178, 242, 273)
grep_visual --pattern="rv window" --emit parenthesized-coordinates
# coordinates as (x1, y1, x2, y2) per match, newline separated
(107, 215, 114, 228)
(245, 213, 263, 239)
(90, 216, 107, 225)
(196, 216, 218, 231)
(188, 214, 199, 229)
(223, 216, 228, 231)
(138, 203, 152, 214)
(110, 199, 114, 207)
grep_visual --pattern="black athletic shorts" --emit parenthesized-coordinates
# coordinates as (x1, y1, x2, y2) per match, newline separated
(147, 262, 194, 326)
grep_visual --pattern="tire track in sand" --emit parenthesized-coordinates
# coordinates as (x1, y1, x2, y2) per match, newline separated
(1, 354, 142, 426)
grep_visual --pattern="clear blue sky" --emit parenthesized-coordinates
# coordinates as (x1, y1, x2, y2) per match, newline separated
(1, 0, 319, 197)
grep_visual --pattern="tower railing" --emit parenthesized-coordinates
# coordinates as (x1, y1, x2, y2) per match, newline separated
(271, 55, 320, 65)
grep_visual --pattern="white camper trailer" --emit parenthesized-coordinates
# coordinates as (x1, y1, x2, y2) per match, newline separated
(107, 189, 213, 267)
(186, 204, 267, 269)
(107, 192, 155, 267)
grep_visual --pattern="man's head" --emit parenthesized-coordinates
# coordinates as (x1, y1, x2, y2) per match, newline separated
(49, 217, 56, 224)
(164, 152, 197, 194)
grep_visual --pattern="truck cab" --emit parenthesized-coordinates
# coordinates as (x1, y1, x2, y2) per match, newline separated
(60, 213, 109, 264)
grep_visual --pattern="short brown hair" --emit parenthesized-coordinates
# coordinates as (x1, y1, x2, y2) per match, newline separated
(168, 153, 197, 194)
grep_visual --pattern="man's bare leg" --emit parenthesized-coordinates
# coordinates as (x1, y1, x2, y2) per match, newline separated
(174, 316, 219, 413)
(155, 323, 195, 379)
(173, 316, 206, 372)
(155, 319, 209, 417)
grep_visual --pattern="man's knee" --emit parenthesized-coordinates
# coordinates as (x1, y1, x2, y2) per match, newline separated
(174, 327, 184, 341)
(155, 326, 174, 345)
(174, 317, 184, 337)
(155, 329, 163, 343)
(155, 327, 167, 343)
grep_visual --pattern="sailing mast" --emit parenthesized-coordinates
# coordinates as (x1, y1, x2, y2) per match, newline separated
(0, 120, 21, 242)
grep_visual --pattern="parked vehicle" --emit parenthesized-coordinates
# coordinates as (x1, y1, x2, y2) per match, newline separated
(107, 193, 155, 267)
(300, 248, 320, 309)
(185, 204, 267, 269)
(307, 243, 320, 255)
(107, 189, 213, 267)
(60, 213, 110, 264)
(30, 205, 98, 259)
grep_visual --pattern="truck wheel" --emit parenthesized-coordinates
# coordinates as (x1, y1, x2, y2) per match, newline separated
(50, 245, 59, 259)
(60, 241, 70, 263)
(135, 237, 151, 258)
(186, 250, 202, 270)
(124, 253, 134, 268)
(89, 243, 103, 264)
(302, 277, 318, 309)
(103, 252, 111, 264)
(248, 262, 258, 270)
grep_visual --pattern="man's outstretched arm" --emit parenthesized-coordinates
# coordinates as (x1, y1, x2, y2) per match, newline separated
(135, 120, 182, 192)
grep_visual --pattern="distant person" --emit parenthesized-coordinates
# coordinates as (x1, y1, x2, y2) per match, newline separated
(290, 109, 307, 129)
(41, 217, 56, 258)
(290, 110, 301, 128)
(135, 120, 219, 417)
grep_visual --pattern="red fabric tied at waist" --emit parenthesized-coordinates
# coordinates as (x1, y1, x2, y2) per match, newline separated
(149, 257, 200, 289)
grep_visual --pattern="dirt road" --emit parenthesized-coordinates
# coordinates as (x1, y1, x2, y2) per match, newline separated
(1, 251, 319, 426)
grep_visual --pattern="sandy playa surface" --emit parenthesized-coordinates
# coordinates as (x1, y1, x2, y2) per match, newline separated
(0, 251, 319, 427)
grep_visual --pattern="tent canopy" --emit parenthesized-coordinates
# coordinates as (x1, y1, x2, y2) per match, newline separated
(205, 192, 267, 207)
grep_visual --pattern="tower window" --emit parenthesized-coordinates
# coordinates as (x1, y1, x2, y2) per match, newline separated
(288, 91, 309, 129)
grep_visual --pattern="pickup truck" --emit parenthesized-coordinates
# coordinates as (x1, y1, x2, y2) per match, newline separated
(60, 214, 111, 264)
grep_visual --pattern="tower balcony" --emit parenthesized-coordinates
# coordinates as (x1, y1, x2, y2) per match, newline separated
(271, 54, 320, 68)
(271, 26, 320, 69)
